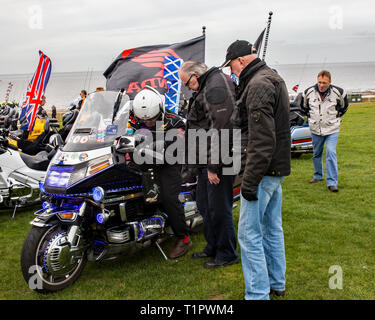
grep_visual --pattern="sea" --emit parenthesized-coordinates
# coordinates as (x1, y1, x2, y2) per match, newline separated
(1, 62, 374, 111)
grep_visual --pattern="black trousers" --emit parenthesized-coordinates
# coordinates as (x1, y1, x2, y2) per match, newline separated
(196, 168, 238, 262)
(154, 164, 188, 239)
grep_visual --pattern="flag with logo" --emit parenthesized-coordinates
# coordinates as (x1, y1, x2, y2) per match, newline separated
(19, 51, 52, 131)
(103, 35, 205, 113)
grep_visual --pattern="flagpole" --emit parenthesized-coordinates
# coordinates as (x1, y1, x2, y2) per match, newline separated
(262, 11, 273, 61)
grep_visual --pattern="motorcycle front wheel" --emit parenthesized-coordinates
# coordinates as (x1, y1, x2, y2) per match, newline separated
(20, 225, 87, 293)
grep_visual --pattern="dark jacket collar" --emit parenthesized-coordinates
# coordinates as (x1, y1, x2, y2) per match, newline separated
(237, 58, 266, 94)
(197, 67, 219, 91)
(190, 67, 219, 102)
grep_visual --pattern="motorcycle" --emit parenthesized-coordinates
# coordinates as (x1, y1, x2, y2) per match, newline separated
(0, 111, 76, 213)
(0, 128, 62, 216)
(290, 93, 313, 158)
(20, 90, 241, 293)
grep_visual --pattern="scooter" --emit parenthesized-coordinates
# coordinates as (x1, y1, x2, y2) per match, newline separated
(20, 90, 241, 293)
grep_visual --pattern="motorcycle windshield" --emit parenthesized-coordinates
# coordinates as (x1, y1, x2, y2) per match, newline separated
(63, 91, 130, 152)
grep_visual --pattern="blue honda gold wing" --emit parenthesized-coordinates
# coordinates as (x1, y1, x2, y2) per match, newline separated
(20, 90, 241, 293)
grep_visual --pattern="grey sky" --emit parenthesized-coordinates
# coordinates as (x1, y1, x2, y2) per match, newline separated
(1, 0, 374, 74)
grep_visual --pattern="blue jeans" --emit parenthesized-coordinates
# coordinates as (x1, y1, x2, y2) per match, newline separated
(238, 176, 286, 300)
(311, 132, 339, 186)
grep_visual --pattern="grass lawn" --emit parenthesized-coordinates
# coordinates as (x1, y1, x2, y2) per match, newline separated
(0, 103, 374, 300)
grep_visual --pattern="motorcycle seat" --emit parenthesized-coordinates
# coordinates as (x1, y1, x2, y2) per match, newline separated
(20, 149, 56, 171)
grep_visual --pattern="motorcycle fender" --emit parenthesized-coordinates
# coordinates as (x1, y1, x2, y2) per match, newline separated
(30, 213, 59, 227)
(31, 208, 82, 227)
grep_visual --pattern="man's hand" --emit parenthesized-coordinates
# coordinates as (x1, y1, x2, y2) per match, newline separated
(241, 189, 258, 201)
(208, 170, 220, 185)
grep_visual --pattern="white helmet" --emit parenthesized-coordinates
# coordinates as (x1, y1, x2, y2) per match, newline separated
(133, 87, 164, 120)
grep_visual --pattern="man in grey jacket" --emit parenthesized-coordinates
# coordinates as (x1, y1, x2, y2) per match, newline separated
(302, 70, 349, 192)
(222, 40, 291, 300)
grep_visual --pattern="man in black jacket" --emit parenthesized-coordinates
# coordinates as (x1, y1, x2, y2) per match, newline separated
(179, 61, 239, 269)
(222, 40, 291, 299)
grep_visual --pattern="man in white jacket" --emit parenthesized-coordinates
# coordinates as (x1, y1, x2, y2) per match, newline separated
(302, 70, 349, 192)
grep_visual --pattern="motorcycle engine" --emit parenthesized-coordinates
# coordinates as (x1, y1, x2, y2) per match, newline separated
(106, 214, 166, 244)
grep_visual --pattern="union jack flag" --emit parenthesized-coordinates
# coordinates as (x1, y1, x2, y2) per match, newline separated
(292, 84, 299, 93)
(19, 51, 52, 131)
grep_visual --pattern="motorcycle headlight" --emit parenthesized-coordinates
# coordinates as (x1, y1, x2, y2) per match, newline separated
(45, 166, 74, 188)
(45, 154, 113, 188)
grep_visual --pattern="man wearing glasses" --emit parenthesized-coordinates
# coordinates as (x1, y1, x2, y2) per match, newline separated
(179, 61, 239, 269)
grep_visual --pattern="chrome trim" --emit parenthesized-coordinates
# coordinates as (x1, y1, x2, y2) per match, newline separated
(30, 220, 53, 227)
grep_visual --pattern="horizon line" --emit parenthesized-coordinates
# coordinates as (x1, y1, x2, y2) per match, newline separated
(2, 60, 375, 77)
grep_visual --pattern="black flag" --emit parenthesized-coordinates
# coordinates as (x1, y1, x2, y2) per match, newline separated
(253, 28, 266, 57)
(103, 35, 205, 100)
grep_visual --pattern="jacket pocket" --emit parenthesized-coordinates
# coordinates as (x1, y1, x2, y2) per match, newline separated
(327, 118, 340, 126)
(308, 118, 319, 132)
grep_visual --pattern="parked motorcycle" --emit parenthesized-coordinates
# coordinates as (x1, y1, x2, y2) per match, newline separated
(0, 128, 61, 216)
(290, 93, 313, 157)
(0, 112, 74, 213)
(20, 90, 241, 293)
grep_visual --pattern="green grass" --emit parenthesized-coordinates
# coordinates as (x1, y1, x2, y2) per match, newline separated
(0, 103, 374, 300)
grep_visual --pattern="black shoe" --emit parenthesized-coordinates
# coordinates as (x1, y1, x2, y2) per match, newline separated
(309, 178, 323, 184)
(328, 185, 339, 192)
(203, 257, 240, 269)
(192, 251, 212, 259)
(270, 288, 285, 297)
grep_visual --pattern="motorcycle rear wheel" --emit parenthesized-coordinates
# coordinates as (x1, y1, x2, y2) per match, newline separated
(21, 225, 87, 293)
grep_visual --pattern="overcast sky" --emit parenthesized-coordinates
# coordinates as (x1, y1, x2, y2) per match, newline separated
(1, 0, 375, 75)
